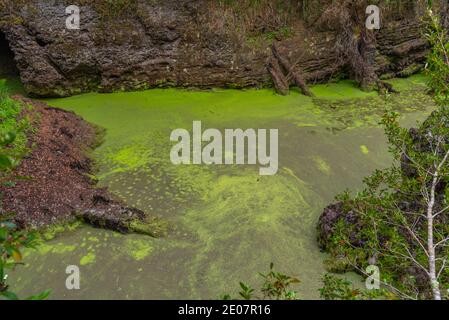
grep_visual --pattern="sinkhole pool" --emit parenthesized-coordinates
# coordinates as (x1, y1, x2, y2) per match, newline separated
(6, 75, 435, 299)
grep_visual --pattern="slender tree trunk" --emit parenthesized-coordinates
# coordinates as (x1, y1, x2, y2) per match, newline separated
(427, 174, 442, 300)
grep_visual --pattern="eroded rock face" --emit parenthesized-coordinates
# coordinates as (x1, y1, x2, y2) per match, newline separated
(0, 0, 444, 97)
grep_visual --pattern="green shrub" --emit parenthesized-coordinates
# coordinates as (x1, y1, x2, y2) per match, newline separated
(0, 84, 49, 300)
(222, 263, 300, 300)
(320, 9, 449, 300)
(0, 84, 29, 163)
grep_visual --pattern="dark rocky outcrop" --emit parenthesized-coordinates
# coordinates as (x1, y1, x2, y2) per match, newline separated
(317, 202, 345, 250)
(0, 0, 446, 97)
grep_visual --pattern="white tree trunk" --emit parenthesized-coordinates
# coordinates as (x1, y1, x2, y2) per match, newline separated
(427, 174, 442, 300)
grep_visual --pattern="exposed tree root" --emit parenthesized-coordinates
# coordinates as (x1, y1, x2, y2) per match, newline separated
(315, 0, 401, 94)
(267, 57, 289, 96)
(271, 44, 314, 97)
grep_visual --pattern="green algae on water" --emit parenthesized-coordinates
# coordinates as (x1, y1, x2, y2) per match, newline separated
(312, 156, 332, 175)
(7, 75, 435, 299)
(122, 238, 154, 261)
(36, 243, 77, 255)
(38, 220, 83, 241)
(80, 251, 96, 266)
(360, 145, 370, 155)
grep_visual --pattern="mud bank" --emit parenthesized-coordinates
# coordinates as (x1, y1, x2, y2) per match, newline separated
(0, 97, 160, 235)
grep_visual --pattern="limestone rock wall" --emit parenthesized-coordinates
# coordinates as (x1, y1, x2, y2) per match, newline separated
(0, 0, 444, 97)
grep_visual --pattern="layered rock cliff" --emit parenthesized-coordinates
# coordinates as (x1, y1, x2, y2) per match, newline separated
(0, 0, 447, 97)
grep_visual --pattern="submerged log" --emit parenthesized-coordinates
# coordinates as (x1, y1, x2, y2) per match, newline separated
(272, 44, 314, 97)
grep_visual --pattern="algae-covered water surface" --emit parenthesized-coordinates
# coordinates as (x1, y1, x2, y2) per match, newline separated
(9, 75, 435, 299)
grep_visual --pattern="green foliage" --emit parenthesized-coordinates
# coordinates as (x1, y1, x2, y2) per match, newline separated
(264, 26, 293, 41)
(321, 9, 449, 300)
(259, 262, 300, 300)
(0, 131, 50, 300)
(238, 282, 255, 300)
(0, 88, 49, 300)
(223, 263, 300, 300)
(0, 220, 50, 300)
(76, 0, 138, 20)
(424, 8, 449, 106)
(319, 274, 388, 300)
(0, 84, 29, 168)
(213, 0, 299, 43)
(320, 274, 362, 300)
(325, 104, 449, 299)
(0, 132, 16, 171)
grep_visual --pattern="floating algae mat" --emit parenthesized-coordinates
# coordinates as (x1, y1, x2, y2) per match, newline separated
(9, 75, 436, 299)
